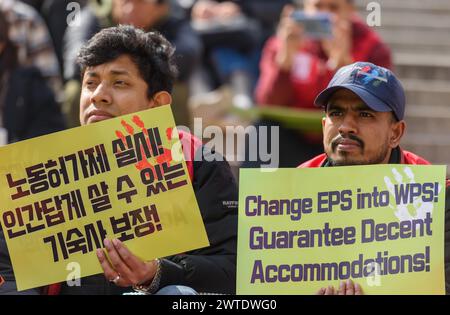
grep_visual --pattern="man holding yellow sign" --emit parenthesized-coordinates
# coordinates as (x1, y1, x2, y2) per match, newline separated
(300, 62, 449, 294)
(72, 25, 238, 295)
(238, 62, 449, 295)
(0, 26, 238, 295)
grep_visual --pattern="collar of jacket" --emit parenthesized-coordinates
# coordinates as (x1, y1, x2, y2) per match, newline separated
(321, 146, 402, 167)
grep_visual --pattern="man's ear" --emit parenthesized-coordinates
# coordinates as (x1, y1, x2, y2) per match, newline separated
(389, 120, 406, 148)
(148, 91, 172, 109)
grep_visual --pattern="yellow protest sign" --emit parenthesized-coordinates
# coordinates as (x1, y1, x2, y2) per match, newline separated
(237, 166, 446, 295)
(0, 105, 209, 291)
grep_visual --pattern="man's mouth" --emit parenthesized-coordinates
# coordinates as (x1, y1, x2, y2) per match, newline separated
(336, 141, 360, 152)
(332, 135, 364, 153)
(87, 110, 114, 124)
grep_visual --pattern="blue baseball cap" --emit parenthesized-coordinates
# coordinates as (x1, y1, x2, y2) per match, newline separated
(314, 62, 406, 120)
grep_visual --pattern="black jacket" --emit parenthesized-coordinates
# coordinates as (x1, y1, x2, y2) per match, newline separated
(158, 148, 238, 293)
(3, 67, 66, 143)
(59, 147, 238, 295)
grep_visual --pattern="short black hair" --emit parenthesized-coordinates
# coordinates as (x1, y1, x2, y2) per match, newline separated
(77, 25, 178, 98)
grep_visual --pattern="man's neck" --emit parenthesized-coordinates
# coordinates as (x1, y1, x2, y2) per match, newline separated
(387, 146, 401, 164)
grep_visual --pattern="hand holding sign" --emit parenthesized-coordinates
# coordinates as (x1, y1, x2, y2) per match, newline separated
(316, 279, 363, 295)
(0, 106, 209, 291)
(96, 238, 157, 287)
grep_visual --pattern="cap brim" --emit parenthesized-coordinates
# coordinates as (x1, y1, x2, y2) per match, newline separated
(314, 84, 392, 113)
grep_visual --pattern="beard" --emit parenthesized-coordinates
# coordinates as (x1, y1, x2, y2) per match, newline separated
(326, 134, 391, 166)
(328, 150, 389, 166)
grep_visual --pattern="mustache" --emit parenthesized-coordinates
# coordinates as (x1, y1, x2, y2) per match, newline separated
(331, 134, 365, 151)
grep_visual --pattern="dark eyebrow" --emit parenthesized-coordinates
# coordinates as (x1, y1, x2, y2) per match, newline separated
(85, 71, 100, 78)
(325, 103, 344, 111)
(84, 69, 131, 78)
(351, 103, 375, 112)
(110, 70, 131, 76)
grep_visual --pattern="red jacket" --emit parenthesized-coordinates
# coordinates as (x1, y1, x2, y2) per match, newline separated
(255, 15, 392, 109)
(298, 149, 431, 168)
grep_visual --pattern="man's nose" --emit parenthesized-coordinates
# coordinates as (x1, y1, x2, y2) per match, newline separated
(90, 83, 112, 106)
(338, 114, 357, 135)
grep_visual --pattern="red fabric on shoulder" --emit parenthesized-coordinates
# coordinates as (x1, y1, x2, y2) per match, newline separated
(46, 283, 61, 295)
(177, 130, 203, 182)
(298, 149, 432, 169)
(298, 153, 327, 168)
(401, 150, 431, 165)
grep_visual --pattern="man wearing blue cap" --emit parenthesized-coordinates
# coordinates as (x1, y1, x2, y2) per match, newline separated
(298, 62, 450, 294)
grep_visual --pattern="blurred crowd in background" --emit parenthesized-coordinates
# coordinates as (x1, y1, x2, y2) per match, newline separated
(0, 0, 448, 175)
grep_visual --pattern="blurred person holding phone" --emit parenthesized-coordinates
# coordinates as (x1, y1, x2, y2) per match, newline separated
(189, 0, 263, 110)
(249, 0, 393, 168)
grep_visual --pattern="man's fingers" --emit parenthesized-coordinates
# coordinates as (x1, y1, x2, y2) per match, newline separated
(324, 285, 335, 295)
(112, 239, 145, 272)
(338, 281, 346, 295)
(354, 282, 363, 295)
(316, 287, 326, 295)
(96, 248, 118, 282)
(345, 279, 355, 295)
(318, 281, 362, 296)
(112, 239, 157, 285)
(104, 239, 133, 283)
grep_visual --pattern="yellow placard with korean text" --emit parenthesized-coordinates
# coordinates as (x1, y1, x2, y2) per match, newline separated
(0, 105, 209, 291)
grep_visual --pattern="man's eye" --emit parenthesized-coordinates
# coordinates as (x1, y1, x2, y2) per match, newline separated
(328, 111, 342, 117)
(360, 112, 373, 118)
(85, 81, 97, 88)
(114, 80, 127, 86)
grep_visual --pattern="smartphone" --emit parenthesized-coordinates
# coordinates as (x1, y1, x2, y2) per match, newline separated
(290, 11, 333, 39)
